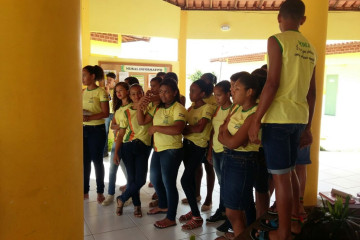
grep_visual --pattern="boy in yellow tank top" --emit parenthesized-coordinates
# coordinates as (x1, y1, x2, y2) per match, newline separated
(248, 1, 316, 239)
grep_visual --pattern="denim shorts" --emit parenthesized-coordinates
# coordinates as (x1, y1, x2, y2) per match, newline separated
(262, 123, 306, 174)
(296, 145, 311, 165)
(254, 147, 269, 193)
(221, 149, 257, 210)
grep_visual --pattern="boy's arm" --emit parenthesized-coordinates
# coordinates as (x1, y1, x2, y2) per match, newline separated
(300, 68, 316, 148)
(248, 36, 282, 143)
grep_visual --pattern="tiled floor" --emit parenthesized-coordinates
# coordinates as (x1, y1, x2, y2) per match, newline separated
(84, 151, 360, 240)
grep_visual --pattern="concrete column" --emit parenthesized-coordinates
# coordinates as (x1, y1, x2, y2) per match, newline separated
(301, 0, 329, 206)
(178, 11, 188, 96)
(0, 1, 83, 239)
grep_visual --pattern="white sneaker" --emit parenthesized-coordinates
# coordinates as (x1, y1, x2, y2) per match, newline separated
(101, 195, 114, 206)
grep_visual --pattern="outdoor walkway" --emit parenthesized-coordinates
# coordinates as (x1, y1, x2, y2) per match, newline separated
(84, 151, 360, 240)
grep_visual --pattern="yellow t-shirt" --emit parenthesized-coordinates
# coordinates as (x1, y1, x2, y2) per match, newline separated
(83, 87, 109, 126)
(263, 31, 317, 124)
(184, 103, 215, 148)
(113, 103, 132, 141)
(119, 104, 152, 146)
(150, 101, 187, 152)
(109, 89, 114, 114)
(212, 104, 233, 153)
(203, 95, 217, 108)
(228, 105, 260, 152)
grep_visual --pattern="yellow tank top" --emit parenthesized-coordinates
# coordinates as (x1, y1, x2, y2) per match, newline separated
(263, 31, 317, 124)
(228, 105, 260, 152)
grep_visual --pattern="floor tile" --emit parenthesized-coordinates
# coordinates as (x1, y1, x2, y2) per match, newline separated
(93, 227, 148, 240)
(84, 236, 95, 240)
(86, 212, 136, 234)
(84, 201, 117, 218)
(139, 222, 191, 240)
(84, 221, 92, 236)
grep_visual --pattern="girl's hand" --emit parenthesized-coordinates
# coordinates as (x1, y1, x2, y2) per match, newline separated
(113, 129, 119, 137)
(206, 152, 213, 165)
(248, 121, 261, 144)
(300, 128, 312, 148)
(113, 153, 120, 165)
(148, 126, 157, 135)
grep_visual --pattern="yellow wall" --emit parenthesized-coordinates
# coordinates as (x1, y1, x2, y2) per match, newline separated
(89, 0, 181, 38)
(88, 1, 360, 41)
(327, 12, 360, 40)
(186, 10, 360, 40)
(186, 11, 278, 39)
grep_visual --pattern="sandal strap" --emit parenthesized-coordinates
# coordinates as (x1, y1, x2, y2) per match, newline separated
(180, 211, 193, 221)
(182, 217, 203, 230)
(291, 215, 305, 226)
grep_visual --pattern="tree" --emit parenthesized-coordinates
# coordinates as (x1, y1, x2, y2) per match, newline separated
(187, 70, 203, 82)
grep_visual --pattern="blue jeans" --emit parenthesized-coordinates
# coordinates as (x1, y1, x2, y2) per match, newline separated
(212, 150, 225, 212)
(222, 149, 257, 226)
(118, 140, 151, 206)
(181, 139, 206, 217)
(83, 124, 106, 194)
(150, 148, 182, 221)
(103, 113, 114, 156)
(107, 142, 128, 195)
(262, 124, 306, 174)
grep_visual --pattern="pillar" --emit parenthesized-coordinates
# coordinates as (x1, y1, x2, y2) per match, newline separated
(0, 1, 83, 239)
(178, 11, 188, 96)
(301, 0, 329, 206)
(81, 0, 91, 66)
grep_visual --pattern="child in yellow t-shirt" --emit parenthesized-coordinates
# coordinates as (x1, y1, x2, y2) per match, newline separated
(137, 78, 186, 229)
(82, 65, 109, 204)
(218, 72, 261, 238)
(114, 84, 152, 218)
(179, 79, 214, 230)
(206, 81, 232, 225)
(102, 82, 131, 206)
(103, 72, 117, 157)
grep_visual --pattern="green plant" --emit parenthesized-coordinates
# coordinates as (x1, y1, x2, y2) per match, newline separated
(190, 235, 196, 240)
(322, 195, 350, 220)
(295, 195, 360, 240)
(188, 70, 203, 82)
(187, 70, 217, 82)
(108, 138, 114, 152)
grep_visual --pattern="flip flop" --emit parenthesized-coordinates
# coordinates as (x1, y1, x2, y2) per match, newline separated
(250, 229, 270, 240)
(260, 218, 278, 230)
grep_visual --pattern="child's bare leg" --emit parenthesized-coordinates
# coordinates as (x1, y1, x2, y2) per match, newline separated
(295, 164, 307, 214)
(290, 169, 302, 234)
(226, 208, 246, 237)
(269, 173, 293, 240)
(255, 191, 270, 218)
